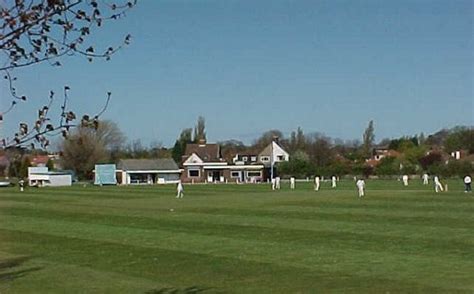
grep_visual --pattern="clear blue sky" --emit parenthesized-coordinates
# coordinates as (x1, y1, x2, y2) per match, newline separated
(2, 0, 473, 147)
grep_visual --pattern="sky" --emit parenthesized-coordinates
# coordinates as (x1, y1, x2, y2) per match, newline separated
(1, 0, 473, 147)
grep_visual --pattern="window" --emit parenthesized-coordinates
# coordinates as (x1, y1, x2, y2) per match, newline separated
(231, 171, 240, 178)
(188, 170, 200, 177)
(277, 155, 285, 161)
(242, 156, 248, 162)
(247, 171, 261, 177)
(260, 156, 270, 162)
(251, 156, 257, 162)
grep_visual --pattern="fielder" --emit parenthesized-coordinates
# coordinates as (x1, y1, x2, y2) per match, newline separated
(276, 177, 281, 190)
(422, 173, 429, 185)
(290, 177, 295, 190)
(331, 176, 337, 188)
(314, 176, 320, 191)
(356, 178, 365, 198)
(402, 175, 409, 186)
(19, 179, 25, 192)
(176, 181, 184, 198)
(271, 178, 276, 190)
(434, 176, 444, 193)
(464, 175, 472, 193)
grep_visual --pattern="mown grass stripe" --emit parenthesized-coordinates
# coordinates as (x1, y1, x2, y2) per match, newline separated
(1, 229, 469, 293)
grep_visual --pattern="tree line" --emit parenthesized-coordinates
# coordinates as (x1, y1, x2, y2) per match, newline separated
(2, 118, 472, 180)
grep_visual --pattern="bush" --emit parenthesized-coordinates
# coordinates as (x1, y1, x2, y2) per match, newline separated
(376, 157, 399, 175)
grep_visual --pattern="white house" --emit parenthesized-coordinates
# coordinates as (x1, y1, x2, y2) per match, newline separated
(28, 167, 72, 187)
(258, 141, 290, 180)
(258, 141, 290, 166)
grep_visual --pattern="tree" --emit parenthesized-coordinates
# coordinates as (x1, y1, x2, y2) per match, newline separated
(1, 0, 137, 148)
(362, 120, 375, 159)
(252, 129, 283, 151)
(8, 154, 30, 179)
(172, 128, 192, 163)
(219, 139, 246, 162)
(61, 120, 125, 179)
(444, 126, 474, 154)
(193, 116, 206, 143)
(306, 133, 333, 167)
(289, 127, 306, 153)
(375, 156, 399, 175)
(46, 158, 55, 170)
(278, 150, 314, 178)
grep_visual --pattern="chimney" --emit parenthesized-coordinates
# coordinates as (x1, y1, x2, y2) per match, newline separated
(198, 138, 206, 146)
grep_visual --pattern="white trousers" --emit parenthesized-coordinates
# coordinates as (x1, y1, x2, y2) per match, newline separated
(315, 182, 320, 191)
(435, 182, 444, 193)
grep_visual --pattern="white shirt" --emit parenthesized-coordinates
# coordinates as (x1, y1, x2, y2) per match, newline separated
(464, 176, 472, 184)
(356, 180, 365, 189)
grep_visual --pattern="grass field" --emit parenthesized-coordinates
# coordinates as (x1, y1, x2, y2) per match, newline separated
(0, 179, 473, 293)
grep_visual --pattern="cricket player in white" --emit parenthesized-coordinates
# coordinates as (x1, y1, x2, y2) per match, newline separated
(19, 179, 24, 192)
(356, 179, 365, 197)
(276, 177, 281, 190)
(434, 176, 443, 193)
(331, 176, 337, 188)
(176, 181, 184, 198)
(314, 176, 320, 191)
(402, 175, 409, 186)
(422, 173, 429, 185)
(271, 178, 276, 190)
(290, 177, 295, 190)
(464, 175, 472, 193)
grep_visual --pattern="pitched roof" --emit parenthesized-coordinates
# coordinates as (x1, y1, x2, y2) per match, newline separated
(258, 141, 288, 157)
(184, 143, 221, 162)
(31, 155, 49, 165)
(117, 159, 179, 171)
(258, 143, 273, 157)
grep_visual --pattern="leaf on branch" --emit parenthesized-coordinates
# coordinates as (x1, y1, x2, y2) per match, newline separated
(81, 115, 90, 126)
(125, 34, 131, 44)
(35, 120, 42, 131)
(19, 123, 28, 135)
(93, 117, 99, 130)
(66, 111, 76, 122)
(81, 27, 90, 35)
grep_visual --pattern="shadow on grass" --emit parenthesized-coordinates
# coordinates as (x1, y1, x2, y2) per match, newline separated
(145, 286, 211, 293)
(0, 256, 43, 282)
